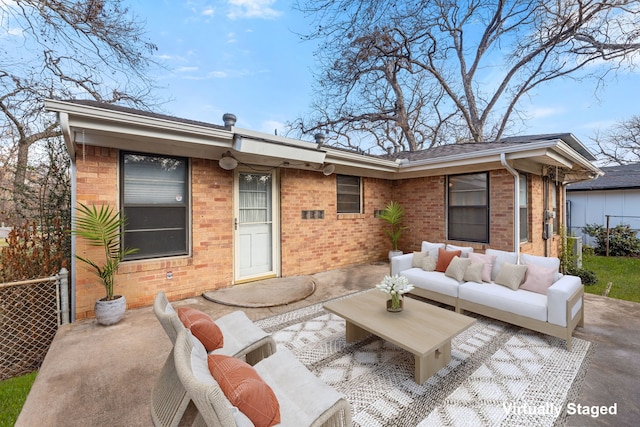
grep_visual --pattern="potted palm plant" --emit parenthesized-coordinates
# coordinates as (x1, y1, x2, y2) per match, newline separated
(379, 200, 407, 259)
(73, 202, 138, 325)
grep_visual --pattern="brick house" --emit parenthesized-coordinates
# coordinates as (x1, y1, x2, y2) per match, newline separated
(45, 100, 602, 321)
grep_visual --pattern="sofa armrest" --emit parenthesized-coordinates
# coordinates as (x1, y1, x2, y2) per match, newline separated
(547, 274, 583, 327)
(391, 253, 414, 276)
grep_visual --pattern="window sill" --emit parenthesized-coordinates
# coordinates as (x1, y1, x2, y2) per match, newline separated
(337, 213, 366, 220)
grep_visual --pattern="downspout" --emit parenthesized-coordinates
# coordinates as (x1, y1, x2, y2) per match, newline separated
(59, 112, 77, 322)
(500, 153, 519, 258)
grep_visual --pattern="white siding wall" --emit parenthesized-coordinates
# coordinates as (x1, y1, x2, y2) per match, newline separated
(567, 189, 640, 246)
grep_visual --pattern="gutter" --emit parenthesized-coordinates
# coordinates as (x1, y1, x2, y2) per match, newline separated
(500, 153, 520, 258)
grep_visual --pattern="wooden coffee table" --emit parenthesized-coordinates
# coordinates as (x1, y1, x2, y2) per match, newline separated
(323, 290, 476, 384)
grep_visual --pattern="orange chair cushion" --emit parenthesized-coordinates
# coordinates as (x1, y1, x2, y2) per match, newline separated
(208, 354, 281, 427)
(177, 307, 224, 352)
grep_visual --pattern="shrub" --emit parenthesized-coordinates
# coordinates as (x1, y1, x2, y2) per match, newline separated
(566, 266, 598, 286)
(581, 223, 640, 257)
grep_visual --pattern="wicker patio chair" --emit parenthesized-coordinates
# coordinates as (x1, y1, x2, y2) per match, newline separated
(174, 328, 353, 427)
(151, 291, 277, 427)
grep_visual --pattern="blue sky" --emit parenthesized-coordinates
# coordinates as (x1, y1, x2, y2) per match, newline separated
(134, 0, 639, 153)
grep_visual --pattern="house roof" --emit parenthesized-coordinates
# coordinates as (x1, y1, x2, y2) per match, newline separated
(567, 163, 640, 191)
(44, 99, 602, 182)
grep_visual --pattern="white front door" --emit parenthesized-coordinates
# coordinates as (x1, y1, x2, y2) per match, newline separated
(234, 171, 279, 281)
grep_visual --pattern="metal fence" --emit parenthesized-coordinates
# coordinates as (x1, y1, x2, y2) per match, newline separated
(0, 268, 69, 380)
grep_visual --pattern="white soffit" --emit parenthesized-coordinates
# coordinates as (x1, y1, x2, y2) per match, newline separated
(233, 135, 326, 164)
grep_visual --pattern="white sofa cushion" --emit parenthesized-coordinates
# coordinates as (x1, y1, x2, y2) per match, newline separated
(401, 268, 462, 298)
(446, 244, 474, 258)
(459, 282, 548, 322)
(254, 348, 345, 427)
(485, 249, 518, 281)
(421, 241, 446, 259)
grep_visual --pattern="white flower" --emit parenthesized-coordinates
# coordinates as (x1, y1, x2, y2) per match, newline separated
(375, 275, 415, 295)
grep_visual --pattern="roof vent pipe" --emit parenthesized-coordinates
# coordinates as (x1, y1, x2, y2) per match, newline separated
(500, 153, 520, 258)
(222, 113, 237, 128)
(314, 133, 325, 148)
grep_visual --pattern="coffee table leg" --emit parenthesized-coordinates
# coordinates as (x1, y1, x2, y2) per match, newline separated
(345, 321, 371, 342)
(415, 341, 452, 384)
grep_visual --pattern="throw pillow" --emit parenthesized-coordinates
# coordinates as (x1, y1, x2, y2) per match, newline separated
(412, 251, 428, 268)
(494, 263, 528, 290)
(421, 255, 437, 271)
(178, 307, 224, 352)
(463, 261, 484, 283)
(208, 355, 281, 427)
(468, 252, 497, 283)
(520, 262, 557, 295)
(435, 248, 462, 272)
(485, 249, 518, 281)
(444, 256, 472, 281)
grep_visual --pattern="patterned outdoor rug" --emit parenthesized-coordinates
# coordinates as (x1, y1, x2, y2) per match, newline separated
(255, 295, 594, 427)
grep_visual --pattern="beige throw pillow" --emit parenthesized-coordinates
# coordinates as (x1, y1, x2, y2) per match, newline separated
(444, 256, 472, 281)
(468, 252, 496, 282)
(412, 251, 427, 268)
(494, 262, 528, 290)
(463, 261, 484, 283)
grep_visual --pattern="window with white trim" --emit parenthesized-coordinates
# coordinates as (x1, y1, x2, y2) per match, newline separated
(447, 172, 489, 243)
(121, 152, 189, 259)
(519, 174, 529, 242)
(336, 174, 362, 214)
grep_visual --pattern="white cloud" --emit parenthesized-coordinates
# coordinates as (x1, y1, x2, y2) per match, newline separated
(227, 32, 237, 43)
(176, 66, 199, 73)
(226, 0, 282, 20)
(201, 7, 215, 16)
(526, 106, 565, 120)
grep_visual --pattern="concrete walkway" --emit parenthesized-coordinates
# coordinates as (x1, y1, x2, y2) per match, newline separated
(16, 262, 640, 426)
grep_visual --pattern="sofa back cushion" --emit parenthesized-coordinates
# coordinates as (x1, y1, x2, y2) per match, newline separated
(435, 248, 462, 272)
(421, 242, 446, 259)
(485, 249, 518, 281)
(445, 244, 474, 258)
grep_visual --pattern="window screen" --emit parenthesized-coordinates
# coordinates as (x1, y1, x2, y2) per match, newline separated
(337, 175, 362, 214)
(121, 152, 188, 259)
(447, 173, 489, 243)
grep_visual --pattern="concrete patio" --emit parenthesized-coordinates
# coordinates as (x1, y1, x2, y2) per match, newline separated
(16, 262, 640, 426)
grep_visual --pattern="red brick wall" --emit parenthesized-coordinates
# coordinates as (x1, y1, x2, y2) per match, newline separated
(75, 148, 234, 319)
(280, 169, 393, 276)
(74, 147, 564, 319)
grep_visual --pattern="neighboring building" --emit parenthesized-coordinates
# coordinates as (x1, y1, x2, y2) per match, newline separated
(567, 163, 640, 246)
(45, 100, 602, 321)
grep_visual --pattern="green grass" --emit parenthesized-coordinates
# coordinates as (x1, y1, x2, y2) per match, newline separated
(0, 371, 37, 427)
(582, 254, 640, 303)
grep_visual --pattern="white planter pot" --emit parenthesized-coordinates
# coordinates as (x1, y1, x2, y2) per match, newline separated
(388, 250, 403, 260)
(94, 295, 126, 326)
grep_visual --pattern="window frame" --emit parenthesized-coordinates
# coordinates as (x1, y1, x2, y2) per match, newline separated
(519, 173, 529, 243)
(447, 172, 489, 243)
(336, 174, 363, 214)
(120, 151, 190, 260)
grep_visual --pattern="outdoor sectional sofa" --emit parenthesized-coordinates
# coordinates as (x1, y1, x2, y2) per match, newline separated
(391, 242, 584, 350)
